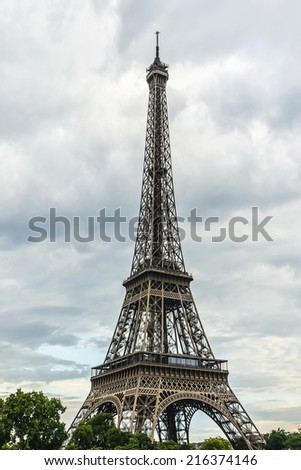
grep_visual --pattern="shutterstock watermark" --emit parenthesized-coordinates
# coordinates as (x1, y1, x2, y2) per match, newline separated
(27, 207, 273, 243)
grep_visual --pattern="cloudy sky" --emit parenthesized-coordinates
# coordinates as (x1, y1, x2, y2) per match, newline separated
(1, 0, 301, 442)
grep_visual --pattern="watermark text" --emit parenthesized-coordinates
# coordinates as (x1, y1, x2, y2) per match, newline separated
(27, 207, 273, 244)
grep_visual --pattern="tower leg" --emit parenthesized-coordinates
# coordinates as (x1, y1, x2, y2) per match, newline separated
(166, 404, 177, 442)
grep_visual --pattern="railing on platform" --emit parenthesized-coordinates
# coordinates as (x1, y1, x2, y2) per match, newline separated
(91, 351, 228, 377)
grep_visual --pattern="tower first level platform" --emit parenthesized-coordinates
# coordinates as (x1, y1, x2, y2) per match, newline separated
(71, 351, 263, 449)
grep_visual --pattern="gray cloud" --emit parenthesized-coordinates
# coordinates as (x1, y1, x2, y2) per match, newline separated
(0, 318, 74, 348)
(0, 342, 89, 384)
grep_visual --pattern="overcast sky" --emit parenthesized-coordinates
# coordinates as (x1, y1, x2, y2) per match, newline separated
(1, 0, 301, 442)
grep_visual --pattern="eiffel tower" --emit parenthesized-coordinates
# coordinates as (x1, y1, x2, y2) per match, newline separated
(69, 34, 265, 450)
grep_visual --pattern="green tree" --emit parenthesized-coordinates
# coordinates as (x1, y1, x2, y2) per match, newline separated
(154, 440, 183, 450)
(67, 422, 94, 450)
(67, 412, 116, 450)
(284, 430, 301, 450)
(133, 432, 153, 449)
(200, 437, 233, 450)
(89, 413, 115, 449)
(264, 428, 288, 450)
(113, 432, 153, 450)
(68, 413, 153, 450)
(0, 398, 9, 449)
(105, 427, 132, 449)
(1, 389, 67, 450)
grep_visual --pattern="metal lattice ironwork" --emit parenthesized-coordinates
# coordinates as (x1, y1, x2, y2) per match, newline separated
(131, 51, 184, 276)
(69, 35, 265, 450)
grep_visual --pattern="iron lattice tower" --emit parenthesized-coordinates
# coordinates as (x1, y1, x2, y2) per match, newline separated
(69, 35, 265, 449)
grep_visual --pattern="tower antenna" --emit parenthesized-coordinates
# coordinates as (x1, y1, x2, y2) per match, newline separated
(155, 31, 160, 59)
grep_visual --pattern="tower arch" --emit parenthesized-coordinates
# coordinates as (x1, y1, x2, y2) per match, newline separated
(154, 394, 255, 449)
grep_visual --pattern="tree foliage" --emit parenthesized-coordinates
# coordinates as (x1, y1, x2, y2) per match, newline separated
(67, 422, 94, 450)
(264, 427, 301, 450)
(200, 436, 233, 450)
(88, 413, 115, 449)
(285, 431, 301, 450)
(0, 389, 67, 450)
(67, 413, 153, 450)
(154, 440, 183, 450)
(0, 398, 9, 449)
(264, 428, 288, 450)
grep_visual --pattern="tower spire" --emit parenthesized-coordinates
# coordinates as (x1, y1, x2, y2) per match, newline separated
(155, 31, 160, 60)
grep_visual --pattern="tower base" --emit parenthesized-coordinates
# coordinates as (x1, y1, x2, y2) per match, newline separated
(69, 352, 265, 449)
